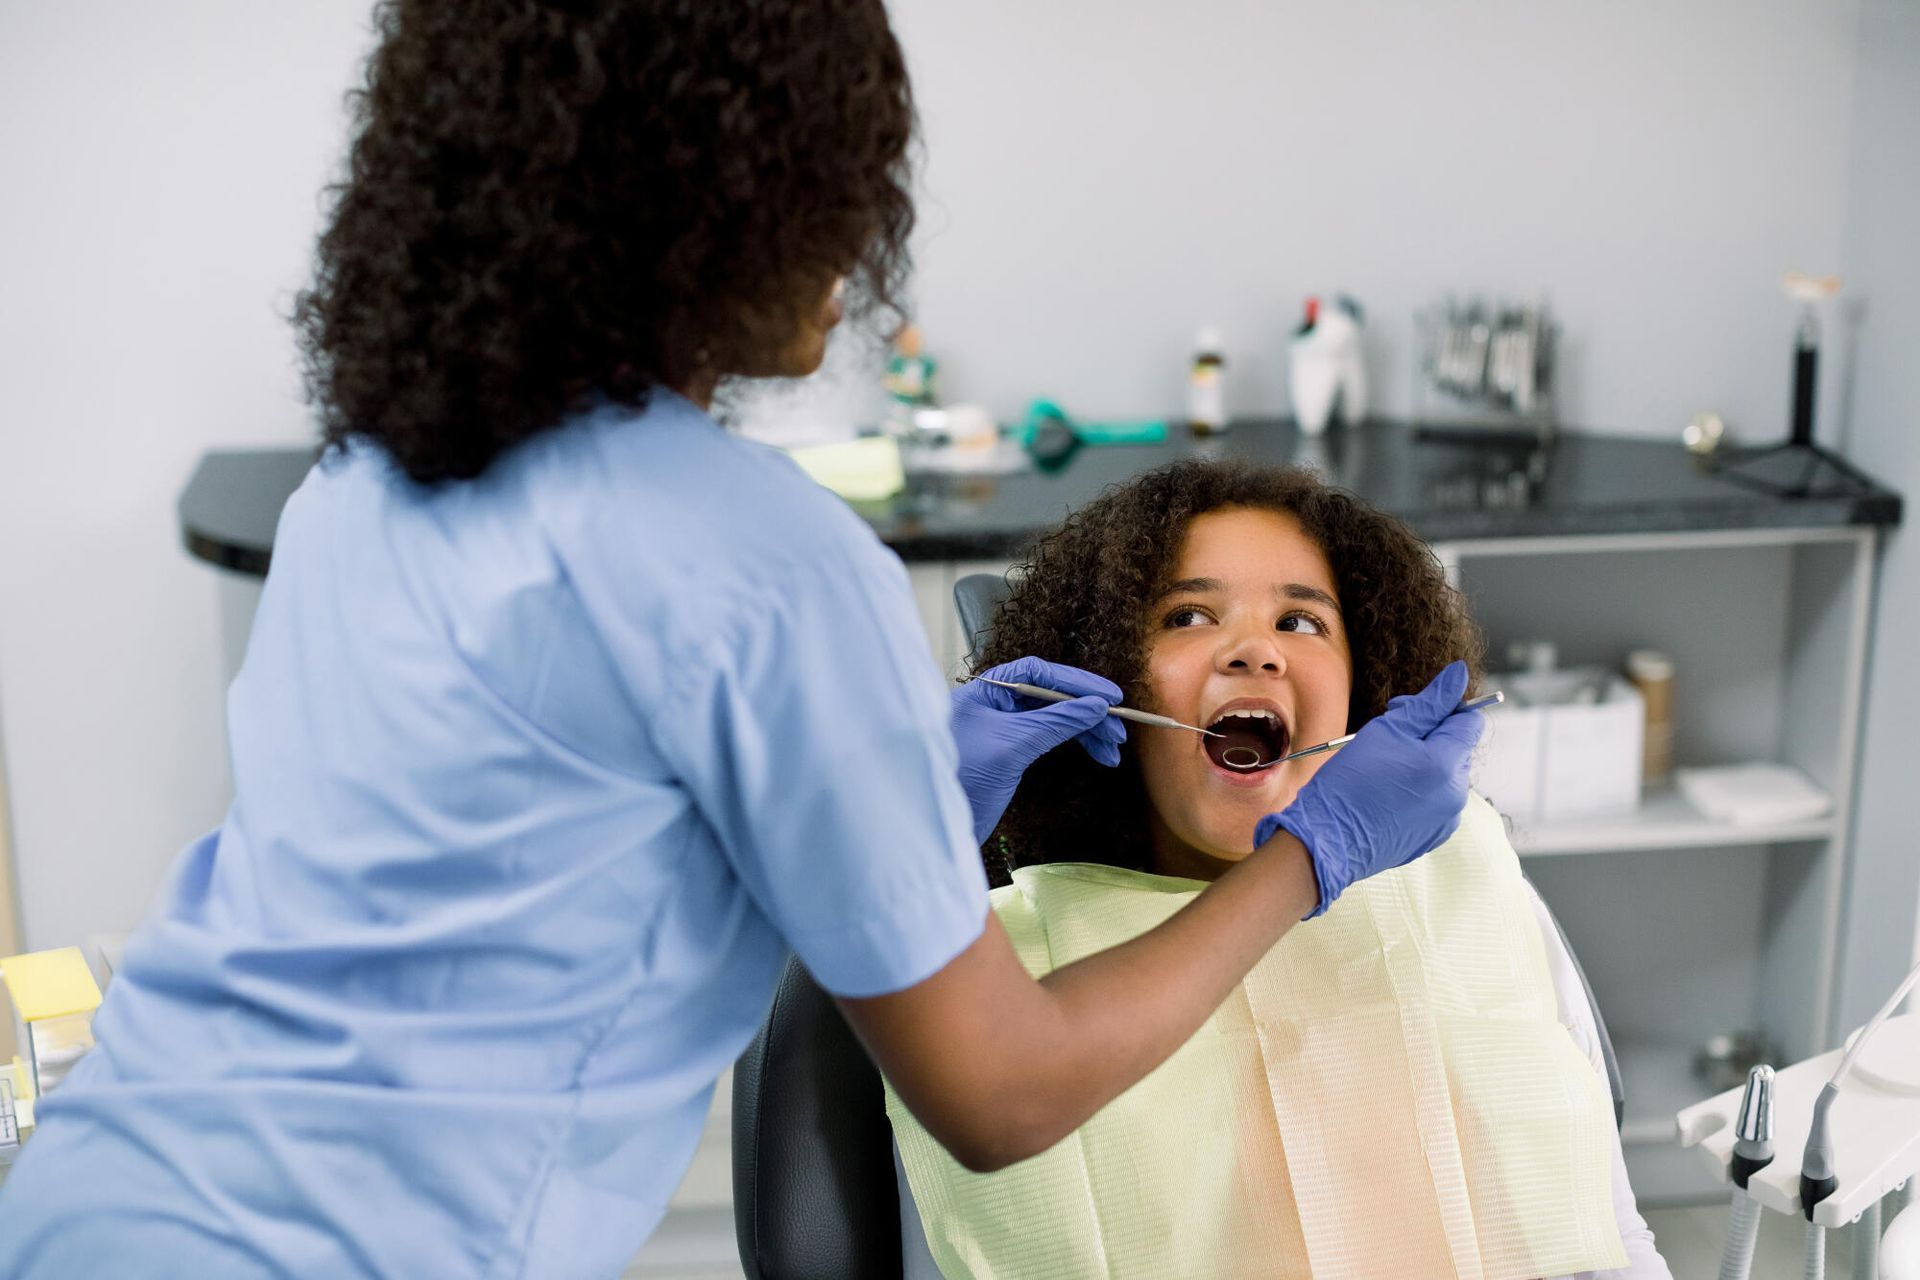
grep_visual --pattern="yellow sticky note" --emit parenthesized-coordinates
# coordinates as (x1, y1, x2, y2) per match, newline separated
(0, 948, 103, 1021)
(784, 437, 905, 502)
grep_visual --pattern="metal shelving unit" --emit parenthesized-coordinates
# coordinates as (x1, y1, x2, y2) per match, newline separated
(1443, 525, 1877, 1204)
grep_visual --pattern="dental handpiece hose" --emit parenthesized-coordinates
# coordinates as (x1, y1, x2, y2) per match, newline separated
(1796, 957, 1920, 1280)
(1720, 1064, 1774, 1280)
(1801, 959, 1920, 1210)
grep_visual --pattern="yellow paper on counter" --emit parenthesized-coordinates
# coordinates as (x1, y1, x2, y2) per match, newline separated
(0, 948, 102, 1022)
(784, 436, 905, 502)
(885, 794, 1625, 1280)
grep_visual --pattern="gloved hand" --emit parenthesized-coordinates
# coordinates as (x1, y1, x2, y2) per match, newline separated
(952, 656, 1127, 844)
(1255, 660, 1482, 919)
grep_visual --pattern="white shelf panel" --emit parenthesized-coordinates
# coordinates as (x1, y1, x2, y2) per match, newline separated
(1510, 788, 1835, 857)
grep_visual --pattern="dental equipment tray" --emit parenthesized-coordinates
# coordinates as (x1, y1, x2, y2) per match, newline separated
(1677, 1014, 1920, 1228)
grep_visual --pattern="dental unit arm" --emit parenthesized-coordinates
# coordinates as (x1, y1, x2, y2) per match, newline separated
(1679, 959, 1920, 1280)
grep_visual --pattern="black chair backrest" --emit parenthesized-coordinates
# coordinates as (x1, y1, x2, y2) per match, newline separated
(730, 571, 1624, 1278)
(732, 959, 899, 1280)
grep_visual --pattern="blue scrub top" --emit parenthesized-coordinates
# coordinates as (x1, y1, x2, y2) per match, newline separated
(0, 393, 989, 1277)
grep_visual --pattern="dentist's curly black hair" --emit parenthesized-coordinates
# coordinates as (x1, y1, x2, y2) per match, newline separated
(978, 460, 1484, 881)
(295, 0, 916, 484)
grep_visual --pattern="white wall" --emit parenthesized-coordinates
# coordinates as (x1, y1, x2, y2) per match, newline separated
(892, 0, 1862, 439)
(0, 1, 1890, 953)
(1832, 0, 1920, 1029)
(0, 3, 378, 950)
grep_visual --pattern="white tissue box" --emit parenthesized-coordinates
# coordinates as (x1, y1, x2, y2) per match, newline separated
(1472, 674, 1644, 822)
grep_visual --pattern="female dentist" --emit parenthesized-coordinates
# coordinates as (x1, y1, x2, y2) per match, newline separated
(0, 2, 1480, 1275)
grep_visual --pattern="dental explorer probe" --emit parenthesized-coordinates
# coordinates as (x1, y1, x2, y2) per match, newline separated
(959, 677, 1222, 737)
(1718, 1064, 1775, 1280)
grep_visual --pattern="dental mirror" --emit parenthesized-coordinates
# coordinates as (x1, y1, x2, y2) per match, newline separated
(1218, 691, 1506, 773)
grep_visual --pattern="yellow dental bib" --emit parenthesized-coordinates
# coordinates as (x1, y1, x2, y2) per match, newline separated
(885, 794, 1625, 1279)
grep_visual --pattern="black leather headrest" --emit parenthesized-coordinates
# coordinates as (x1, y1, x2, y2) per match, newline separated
(952, 572, 1012, 669)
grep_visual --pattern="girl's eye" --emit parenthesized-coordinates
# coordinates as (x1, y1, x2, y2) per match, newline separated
(1164, 606, 1211, 629)
(1278, 612, 1325, 636)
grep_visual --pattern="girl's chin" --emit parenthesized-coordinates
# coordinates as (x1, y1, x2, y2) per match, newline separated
(1177, 795, 1303, 863)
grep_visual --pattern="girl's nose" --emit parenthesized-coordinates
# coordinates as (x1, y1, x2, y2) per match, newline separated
(1217, 624, 1287, 675)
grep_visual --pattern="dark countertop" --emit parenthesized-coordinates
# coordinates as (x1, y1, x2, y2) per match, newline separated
(179, 420, 1903, 577)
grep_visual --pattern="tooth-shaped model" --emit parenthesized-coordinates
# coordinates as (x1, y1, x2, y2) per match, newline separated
(1289, 296, 1368, 437)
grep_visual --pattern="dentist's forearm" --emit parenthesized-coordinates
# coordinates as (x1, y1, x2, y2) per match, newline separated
(839, 828, 1317, 1172)
(1020, 830, 1318, 1145)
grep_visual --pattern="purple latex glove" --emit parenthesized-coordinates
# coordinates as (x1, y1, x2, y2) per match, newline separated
(1255, 660, 1483, 919)
(952, 656, 1128, 844)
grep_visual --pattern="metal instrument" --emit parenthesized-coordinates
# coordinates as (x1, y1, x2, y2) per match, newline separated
(1275, 691, 1505, 764)
(961, 677, 1221, 738)
(960, 681, 1505, 764)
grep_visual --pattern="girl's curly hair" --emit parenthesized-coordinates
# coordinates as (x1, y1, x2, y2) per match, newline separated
(295, 0, 916, 484)
(978, 459, 1484, 882)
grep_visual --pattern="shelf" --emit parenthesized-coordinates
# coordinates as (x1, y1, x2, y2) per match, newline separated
(1616, 1038, 1736, 1205)
(1509, 787, 1835, 857)
(1615, 1039, 1715, 1147)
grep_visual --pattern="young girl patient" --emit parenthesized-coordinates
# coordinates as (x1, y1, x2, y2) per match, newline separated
(889, 459, 1671, 1279)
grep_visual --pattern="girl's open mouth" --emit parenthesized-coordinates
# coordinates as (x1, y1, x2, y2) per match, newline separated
(1202, 709, 1289, 774)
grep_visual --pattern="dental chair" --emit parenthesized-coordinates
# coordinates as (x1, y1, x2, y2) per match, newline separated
(731, 573, 1625, 1280)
